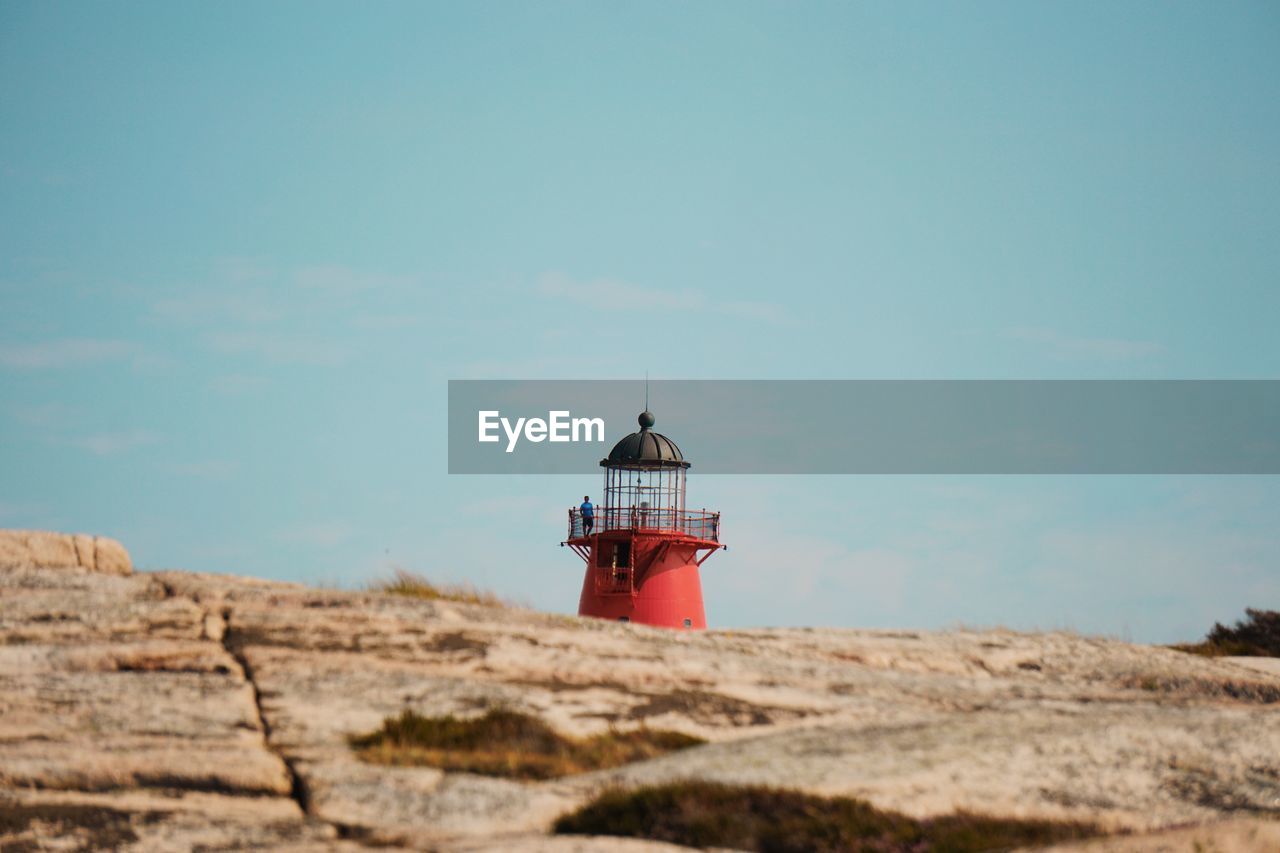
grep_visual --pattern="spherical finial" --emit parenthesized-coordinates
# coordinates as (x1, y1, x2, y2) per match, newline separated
(638, 410, 655, 429)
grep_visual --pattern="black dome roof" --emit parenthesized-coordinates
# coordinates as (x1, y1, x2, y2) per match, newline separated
(601, 411, 689, 468)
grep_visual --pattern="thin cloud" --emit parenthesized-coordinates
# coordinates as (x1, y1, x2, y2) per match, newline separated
(294, 265, 415, 295)
(67, 430, 162, 456)
(166, 460, 238, 481)
(149, 261, 419, 343)
(0, 501, 45, 521)
(538, 272, 689, 311)
(208, 374, 270, 395)
(147, 258, 279, 324)
(275, 521, 355, 549)
(455, 354, 608, 378)
(150, 289, 283, 325)
(537, 272, 790, 324)
(10, 402, 77, 426)
(352, 313, 423, 330)
(460, 495, 564, 526)
(722, 299, 788, 322)
(0, 338, 136, 369)
(1006, 326, 1164, 361)
(204, 331, 348, 366)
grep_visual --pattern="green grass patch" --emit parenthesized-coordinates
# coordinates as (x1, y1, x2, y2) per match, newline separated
(350, 709, 704, 780)
(1171, 608, 1280, 658)
(369, 568, 505, 607)
(554, 781, 1105, 852)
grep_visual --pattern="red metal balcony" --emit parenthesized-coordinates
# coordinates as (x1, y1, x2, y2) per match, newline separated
(566, 507, 720, 543)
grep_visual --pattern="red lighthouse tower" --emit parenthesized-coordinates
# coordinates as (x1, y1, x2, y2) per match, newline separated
(564, 410, 723, 630)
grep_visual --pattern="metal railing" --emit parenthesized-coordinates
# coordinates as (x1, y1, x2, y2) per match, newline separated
(595, 566, 635, 596)
(567, 506, 720, 542)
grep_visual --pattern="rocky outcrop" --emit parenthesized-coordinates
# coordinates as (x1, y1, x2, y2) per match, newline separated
(2, 530, 1279, 850)
(0, 554, 324, 851)
(0, 529, 131, 575)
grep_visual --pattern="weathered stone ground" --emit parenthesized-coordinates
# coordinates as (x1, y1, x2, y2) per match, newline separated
(2, 529, 1278, 851)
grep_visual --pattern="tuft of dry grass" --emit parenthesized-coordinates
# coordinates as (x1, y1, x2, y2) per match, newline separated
(350, 709, 704, 780)
(369, 568, 505, 607)
(1118, 673, 1280, 704)
(553, 781, 1106, 852)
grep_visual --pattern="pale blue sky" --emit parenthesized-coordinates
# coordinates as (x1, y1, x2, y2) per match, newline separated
(2, 2, 1278, 642)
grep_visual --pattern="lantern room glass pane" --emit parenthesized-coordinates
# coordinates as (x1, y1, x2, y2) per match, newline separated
(602, 464, 688, 534)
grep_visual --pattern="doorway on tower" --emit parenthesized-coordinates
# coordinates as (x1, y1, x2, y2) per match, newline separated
(595, 538, 633, 596)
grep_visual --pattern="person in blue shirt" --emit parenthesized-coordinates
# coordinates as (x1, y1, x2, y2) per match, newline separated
(580, 496, 594, 535)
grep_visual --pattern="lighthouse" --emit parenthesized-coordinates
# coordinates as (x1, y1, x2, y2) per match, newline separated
(563, 410, 724, 629)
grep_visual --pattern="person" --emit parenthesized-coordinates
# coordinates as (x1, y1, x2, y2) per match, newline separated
(580, 496, 594, 535)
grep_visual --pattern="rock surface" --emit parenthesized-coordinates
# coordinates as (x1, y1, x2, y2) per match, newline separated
(2, 530, 1278, 850)
(0, 528, 131, 575)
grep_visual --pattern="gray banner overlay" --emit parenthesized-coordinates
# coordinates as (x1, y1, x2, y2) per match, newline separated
(448, 380, 1280, 474)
